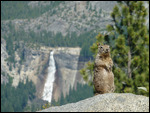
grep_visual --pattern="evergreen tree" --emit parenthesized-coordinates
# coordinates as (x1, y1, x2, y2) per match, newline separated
(86, 1, 89, 9)
(80, 1, 149, 96)
(74, 3, 77, 12)
(51, 83, 94, 106)
(1, 74, 36, 112)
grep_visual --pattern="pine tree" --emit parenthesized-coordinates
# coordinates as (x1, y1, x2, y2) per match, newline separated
(74, 3, 77, 12)
(108, 1, 149, 96)
(80, 1, 149, 96)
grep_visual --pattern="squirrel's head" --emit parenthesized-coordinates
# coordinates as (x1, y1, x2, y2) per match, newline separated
(97, 43, 110, 56)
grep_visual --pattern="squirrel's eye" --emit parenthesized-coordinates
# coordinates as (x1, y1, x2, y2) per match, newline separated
(100, 46, 103, 48)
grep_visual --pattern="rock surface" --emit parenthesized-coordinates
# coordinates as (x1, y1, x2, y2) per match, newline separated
(38, 93, 149, 112)
(1, 38, 9, 84)
(52, 47, 82, 101)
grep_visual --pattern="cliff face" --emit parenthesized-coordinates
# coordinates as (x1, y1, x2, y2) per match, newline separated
(1, 38, 9, 84)
(1, 39, 50, 97)
(1, 39, 83, 101)
(39, 93, 149, 112)
(53, 47, 81, 101)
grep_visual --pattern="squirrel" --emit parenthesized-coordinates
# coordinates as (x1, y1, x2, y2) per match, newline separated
(93, 43, 115, 95)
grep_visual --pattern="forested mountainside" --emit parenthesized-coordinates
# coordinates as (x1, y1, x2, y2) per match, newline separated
(1, 1, 149, 112)
(1, 1, 117, 59)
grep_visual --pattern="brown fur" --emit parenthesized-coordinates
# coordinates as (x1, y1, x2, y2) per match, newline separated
(93, 44, 115, 94)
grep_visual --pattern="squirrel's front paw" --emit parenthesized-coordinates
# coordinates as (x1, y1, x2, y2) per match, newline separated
(109, 65, 112, 71)
(105, 64, 110, 72)
(106, 64, 112, 72)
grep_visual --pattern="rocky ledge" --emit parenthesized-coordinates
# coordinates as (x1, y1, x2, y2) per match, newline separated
(38, 93, 149, 112)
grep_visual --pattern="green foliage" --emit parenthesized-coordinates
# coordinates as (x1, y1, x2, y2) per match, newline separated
(1, 1, 62, 20)
(80, 61, 95, 86)
(1, 75, 36, 112)
(74, 3, 77, 12)
(109, 1, 149, 96)
(2, 25, 97, 60)
(80, 1, 149, 96)
(86, 1, 89, 9)
(4, 31, 15, 64)
(41, 102, 51, 110)
(51, 83, 94, 106)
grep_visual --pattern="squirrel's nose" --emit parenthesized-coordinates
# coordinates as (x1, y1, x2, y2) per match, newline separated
(105, 49, 109, 53)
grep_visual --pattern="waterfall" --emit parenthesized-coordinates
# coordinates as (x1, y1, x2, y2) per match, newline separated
(42, 51, 56, 102)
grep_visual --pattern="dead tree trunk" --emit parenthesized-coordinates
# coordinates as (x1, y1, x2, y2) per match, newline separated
(128, 48, 132, 78)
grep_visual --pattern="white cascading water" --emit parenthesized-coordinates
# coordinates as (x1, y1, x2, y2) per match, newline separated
(42, 51, 56, 102)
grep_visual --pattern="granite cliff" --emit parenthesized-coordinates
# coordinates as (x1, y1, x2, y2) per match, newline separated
(52, 47, 82, 101)
(1, 38, 83, 101)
